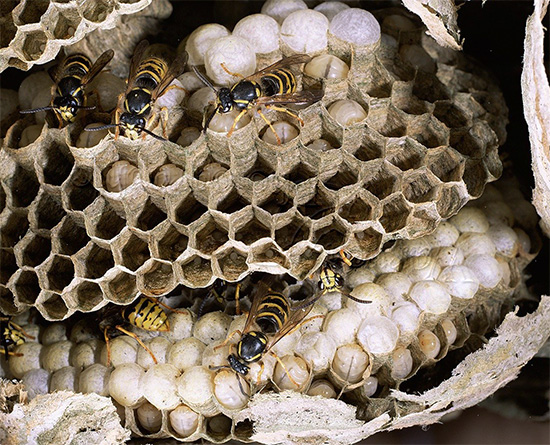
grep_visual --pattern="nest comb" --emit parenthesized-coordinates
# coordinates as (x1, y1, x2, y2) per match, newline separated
(0, 8, 507, 321)
(0, 0, 156, 72)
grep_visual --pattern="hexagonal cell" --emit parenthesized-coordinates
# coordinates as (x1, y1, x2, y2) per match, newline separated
(215, 188, 250, 214)
(353, 228, 383, 258)
(157, 225, 188, 261)
(79, 0, 114, 22)
(359, 60, 394, 98)
(258, 190, 293, 215)
(195, 217, 229, 254)
(21, 31, 48, 61)
(436, 185, 467, 219)
(433, 101, 470, 128)
(206, 414, 233, 442)
(451, 128, 487, 158)
(12, 270, 40, 305)
(297, 187, 334, 220)
(21, 234, 50, 267)
(234, 419, 254, 442)
(275, 215, 309, 250)
(14, 0, 49, 25)
(284, 162, 316, 184)
(44, 255, 74, 293)
(41, 142, 75, 186)
(74, 281, 104, 312)
(0, 19, 17, 48)
(0, 186, 5, 213)
(66, 168, 99, 211)
(463, 160, 488, 198)
(364, 162, 399, 200)
(35, 194, 65, 230)
(1, 213, 30, 247)
(392, 92, 431, 116)
(93, 206, 125, 240)
(139, 260, 175, 296)
(366, 105, 407, 138)
(322, 164, 358, 191)
(386, 138, 426, 171)
(102, 160, 139, 193)
(8, 166, 39, 208)
(135, 199, 167, 232)
(194, 155, 229, 181)
(403, 172, 440, 204)
(351, 130, 384, 162)
(217, 248, 248, 281)
(57, 217, 89, 256)
(312, 219, 347, 250)
(290, 246, 323, 279)
(179, 255, 212, 287)
(234, 216, 271, 246)
(0, 249, 17, 285)
(425, 148, 464, 183)
(408, 206, 440, 236)
(339, 195, 374, 223)
(412, 72, 450, 102)
(244, 155, 276, 181)
(0, 285, 18, 315)
(174, 194, 208, 225)
(252, 243, 290, 269)
(104, 271, 137, 304)
(82, 244, 115, 279)
(408, 114, 449, 149)
(379, 195, 411, 233)
(120, 234, 150, 271)
(39, 292, 69, 320)
(52, 10, 81, 40)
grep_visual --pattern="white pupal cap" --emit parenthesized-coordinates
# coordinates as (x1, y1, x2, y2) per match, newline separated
(233, 14, 280, 54)
(281, 10, 329, 53)
(204, 36, 257, 86)
(329, 8, 381, 46)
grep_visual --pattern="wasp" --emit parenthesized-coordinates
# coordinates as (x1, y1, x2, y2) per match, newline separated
(215, 278, 320, 389)
(20, 50, 114, 125)
(316, 259, 371, 304)
(86, 41, 188, 141)
(1, 316, 35, 358)
(99, 296, 186, 365)
(194, 54, 323, 144)
(197, 279, 244, 317)
(338, 250, 368, 268)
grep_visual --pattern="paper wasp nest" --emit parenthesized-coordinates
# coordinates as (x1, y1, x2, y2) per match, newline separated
(0, 4, 509, 321)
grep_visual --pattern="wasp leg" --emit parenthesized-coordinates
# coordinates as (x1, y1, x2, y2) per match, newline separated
(143, 296, 189, 316)
(214, 330, 242, 351)
(234, 283, 242, 316)
(220, 62, 245, 78)
(226, 109, 248, 138)
(256, 109, 281, 145)
(103, 327, 112, 366)
(264, 105, 305, 126)
(287, 315, 325, 336)
(339, 250, 353, 267)
(160, 106, 169, 139)
(256, 361, 264, 386)
(162, 84, 189, 95)
(8, 321, 35, 340)
(268, 351, 301, 389)
(115, 325, 158, 365)
(114, 106, 122, 140)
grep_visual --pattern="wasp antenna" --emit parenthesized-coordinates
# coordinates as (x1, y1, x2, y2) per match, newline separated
(203, 106, 218, 130)
(75, 105, 97, 110)
(342, 291, 371, 304)
(84, 124, 118, 131)
(20, 106, 54, 114)
(193, 66, 218, 92)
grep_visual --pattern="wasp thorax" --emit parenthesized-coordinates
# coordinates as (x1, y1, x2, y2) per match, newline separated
(273, 355, 311, 391)
(418, 330, 441, 360)
(328, 100, 367, 126)
(213, 368, 250, 410)
(169, 404, 201, 438)
(307, 379, 337, 398)
(105, 160, 139, 193)
(136, 401, 162, 432)
(108, 363, 145, 407)
(332, 343, 370, 384)
(261, 121, 299, 145)
(304, 54, 349, 80)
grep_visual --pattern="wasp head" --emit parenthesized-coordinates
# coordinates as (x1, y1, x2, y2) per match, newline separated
(120, 113, 146, 140)
(216, 87, 233, 113)
(53, 96, 79, 122)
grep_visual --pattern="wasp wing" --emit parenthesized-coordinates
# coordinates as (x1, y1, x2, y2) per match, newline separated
(124, 40, 150, 95)
(255, 89, 324, 106)
(47, 58, 67, 84)
(150, 50, 189, 102)
(241, 276, 277, 335)
(80, 49, 114, 86)
(244, 54, 312, 83)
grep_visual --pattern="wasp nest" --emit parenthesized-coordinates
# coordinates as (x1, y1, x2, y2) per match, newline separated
(2, 175, 540, 442)
(0, 0, 166, 73)
(0, 4, 508, 321)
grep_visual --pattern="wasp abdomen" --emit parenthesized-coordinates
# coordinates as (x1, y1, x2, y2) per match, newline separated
(260, 69, 296, 96)
(123, 297, 167, 331)
(256, 293, 290, 334)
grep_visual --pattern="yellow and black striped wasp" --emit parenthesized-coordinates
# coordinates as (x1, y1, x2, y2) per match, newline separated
(215, 277, 320, 388)
(86, 40, 188, 141)
(193, 54, 323, 144)
(1, 316, 35, 358)
(21, 50, 114, 125)
(99, 295, 186, 366)
(316, 257, 371, 304)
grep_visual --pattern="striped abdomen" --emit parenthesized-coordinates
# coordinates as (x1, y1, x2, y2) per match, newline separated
(256, 293, 290, 334)
(260, 68, 297, 97)
(56, 54, 92, 97)
(123, 297, 168, 331)
(135, 57, 169, 91)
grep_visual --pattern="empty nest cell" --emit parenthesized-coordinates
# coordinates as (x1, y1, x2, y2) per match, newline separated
(139, 260, 175, 296)
(92, 206, 126, 240)
(56, 217, 89, 256)
(234, 215, 271, 246)
(338, 195, 375, 223)
(379, 195, 412, 233)
(74, 280, 104, 312)
(0, 249, 17, 285)
(216, 248, 248, 281)
(1, 212, 30, 248)
(311, 218, 347, 250)
(21, 31, 48, 61)
(35, 194, 66, 230)
(39, 292, 69, 320)
(7, 166, 39, 208)
(43, 254, 74, 293)
(215, 188, 250, 214)
(65, 168, 99, 211)
(174, 194, 208, 226)
(12, 269, 40, 305)
(243, 155, 276, 182)
(120, 234, 150, 272)
(275, 215, 310, 250)
(178, 255, 212, 287)
(40, 142, 75, 186)
(135, 199, 167, 232)
(363, 162, 400, 200)
(251, 243, 290, 269)
(104, 270, 137, 304)
(156, 225, 188, 262)
(195, 217, 229, 255)
(81, 243, 115, 280)
(258, 190, 293, 215)
(21, 234, 51, 267)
